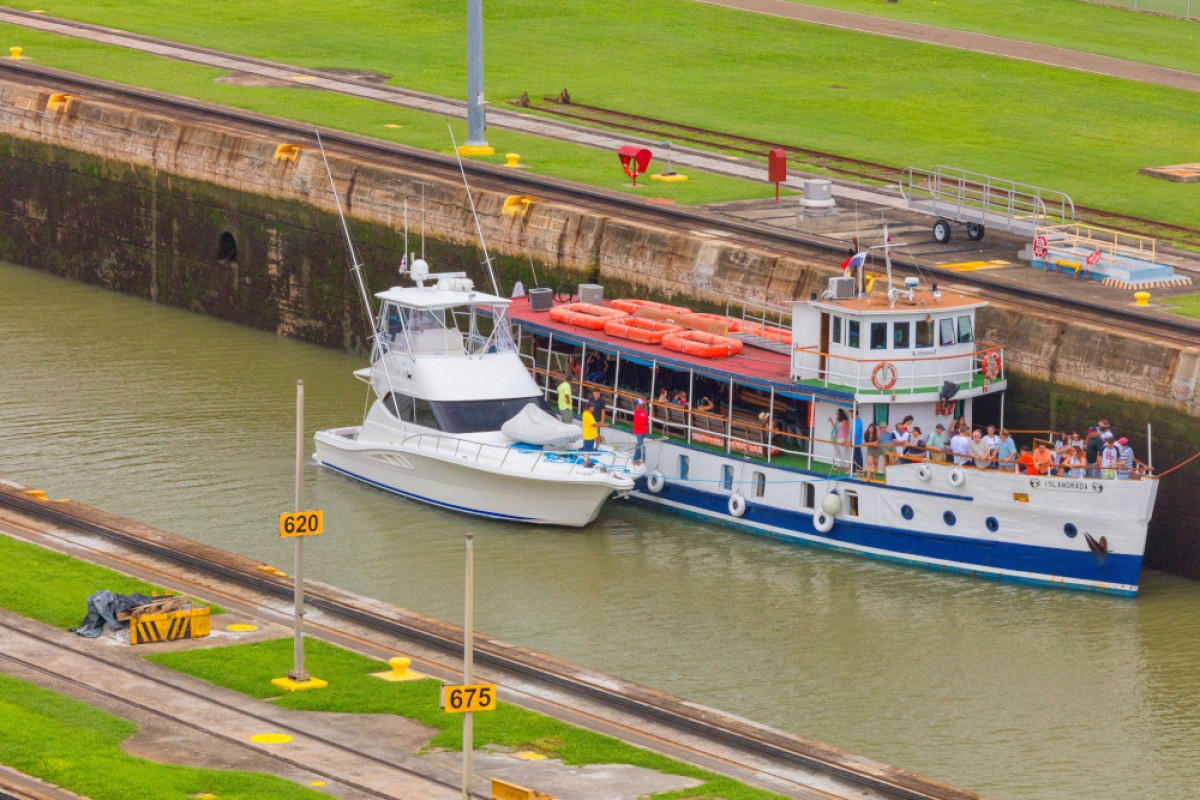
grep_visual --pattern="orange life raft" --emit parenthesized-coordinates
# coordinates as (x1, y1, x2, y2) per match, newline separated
(549, 302, 628, 330)
(661, 330, 744, 358)
(603, 317, 684, 344)
(739, 322, 792, 346)
(676, 312, 744, 335)
(609, 298, 692, 316)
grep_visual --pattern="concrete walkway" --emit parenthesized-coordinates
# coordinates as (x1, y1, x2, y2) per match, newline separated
(695, 0, 1200, 92)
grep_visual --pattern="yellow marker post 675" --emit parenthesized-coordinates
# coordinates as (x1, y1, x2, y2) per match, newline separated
(279, 510, 323, 538)
(441, 683, 497, 713)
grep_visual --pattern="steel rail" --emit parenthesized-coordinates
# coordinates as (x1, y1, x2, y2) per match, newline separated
(0, 488, 979, 800)
(0, 621, 479, 800)
(3, 61, 1198, 350)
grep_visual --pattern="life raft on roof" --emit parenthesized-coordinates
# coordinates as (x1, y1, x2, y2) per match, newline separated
(677, 312, 744, 335)
(603, 317, 684, 345)
(549, 302, 628, 330)
(610, 298, 692, 316)
(739, 322, 792, 346)
(661, 330, 744, 358)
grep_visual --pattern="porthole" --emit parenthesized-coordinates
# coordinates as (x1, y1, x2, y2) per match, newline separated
(985, 516, 999, 532)
(1064, 523, 1078, 538)
(901, 504, 914, 520)
(943, 510, 957, 526)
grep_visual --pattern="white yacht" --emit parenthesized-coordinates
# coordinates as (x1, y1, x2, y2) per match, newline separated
(314, 262, 635, 526)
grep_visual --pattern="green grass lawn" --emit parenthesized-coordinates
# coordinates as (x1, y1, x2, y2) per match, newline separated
(0, 533, 166, 629)
(3, 1, 1197, 229)
(148, 637, 787, 800)
(0, 671, 328, 800)
(1164, 293, 1200, 318)
(782, 0, 1200, 73)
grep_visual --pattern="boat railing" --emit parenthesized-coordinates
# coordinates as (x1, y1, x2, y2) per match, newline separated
(399, 431, 634, 476)
(1034, 223, 1157, 264)
(793, 342, 1004, 394)
(880, 440, 1153, 481)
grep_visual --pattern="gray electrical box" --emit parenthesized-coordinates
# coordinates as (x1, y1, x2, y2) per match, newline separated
(828, 276, 855, 299)
(528, 287, 553, 311)
(578, 283, 604, 305)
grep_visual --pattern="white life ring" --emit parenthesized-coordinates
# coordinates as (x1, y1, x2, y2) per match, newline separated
(949, 467, 966, 487)
(728, 493, 747, 518)
(646, 471, 665, 494)
(917, 463, 933, 482)
(814, 511, 835, 533)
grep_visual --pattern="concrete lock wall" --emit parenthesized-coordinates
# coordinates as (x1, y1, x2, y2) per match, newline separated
(2, 78, 1200, 578)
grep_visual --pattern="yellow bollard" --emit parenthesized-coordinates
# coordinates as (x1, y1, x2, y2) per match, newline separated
(24, 489, 46, 500)
(505, 153, 521, 168)
(1134, 291, 1150, 306)
(8, 47, 22, 60)
(371, 655, 426, 682)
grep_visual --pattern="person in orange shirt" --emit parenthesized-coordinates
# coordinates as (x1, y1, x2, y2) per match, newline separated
(1016, 446, 1036, 475)
(1032, 442, 1054, 475)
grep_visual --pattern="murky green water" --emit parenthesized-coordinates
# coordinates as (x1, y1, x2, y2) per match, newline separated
(2, 262, 1198, 799)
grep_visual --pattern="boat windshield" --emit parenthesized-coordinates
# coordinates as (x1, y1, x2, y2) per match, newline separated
(430, 397, 550, 434)
(378, 302, 515, 357)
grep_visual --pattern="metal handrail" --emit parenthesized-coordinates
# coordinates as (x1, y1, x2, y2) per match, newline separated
(400, 432, 633, 476)
(793, 343, 1004, 393)
(1034, 223, 1157, 263)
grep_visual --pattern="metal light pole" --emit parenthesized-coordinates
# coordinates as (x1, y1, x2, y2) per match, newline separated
(462, 531, 475, 799)
(290, 379, 309, 682)
(463, 0, 493, 154)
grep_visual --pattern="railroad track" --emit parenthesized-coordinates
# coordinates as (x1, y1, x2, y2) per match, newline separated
(0, 485, 981, 800)
(3, 59, 1200, 353)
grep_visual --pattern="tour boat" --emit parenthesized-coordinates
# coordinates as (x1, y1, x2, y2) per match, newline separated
(313, 261, 636, 526)
(504, 250, 1160, 594)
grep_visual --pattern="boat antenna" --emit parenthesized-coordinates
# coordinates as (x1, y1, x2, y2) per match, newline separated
(402, 196, 409, 275)
(315, 130, 376, 334)
(421, 183, 426, 262)
(448, 124, 500, 296)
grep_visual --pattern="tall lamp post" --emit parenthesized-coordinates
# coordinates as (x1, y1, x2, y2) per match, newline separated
(459, 0, 494, 156)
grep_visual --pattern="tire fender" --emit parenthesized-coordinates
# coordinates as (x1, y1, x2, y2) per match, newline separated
(917, 464, 933, 482)
(949, 467, 966, 487)
(728, 493, 747, 518)
(814, 511, 835, 533)
(646, 471, 665, 494)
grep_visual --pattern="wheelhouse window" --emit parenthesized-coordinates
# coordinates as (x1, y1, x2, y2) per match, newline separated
(939, 318, 956, 346)
(427, 397, 548, 434)
(831, 316, 843, 346)
(847, 320, 861, 349)
(893, 321, 911, 349)
(721, 465, 735, 491)
(870, 322, 888, 351)
(915, 318, 934, 348)
(957, 315, 974, 344)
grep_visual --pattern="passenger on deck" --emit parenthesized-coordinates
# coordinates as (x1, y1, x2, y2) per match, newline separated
(906, 426, 925, 460)
(892, 423, 911, 460)
(996, 429, 1017, 469)
(876, 424, 894, 469)
(1017, 446, 1036, 475)
(580, 406, 603, 468)
(983, 426, 1000, 468)
(1065, 446, 1086, 478)
(1032, 441, 1054, 475)
(1098, 418, 1114, 442)
(1117, 437, 1135, 479)
(969, 429, 992, 469)
(588, 388, 607, 424)
(1085, 428, 1103, 477)
(585, 353, 608, 384)
(950, 427, 972, 466)
(695, 396, 714, 413)
(1068, 431, 1084, 450)
(830, 409, 850, 472)
(1100, 439, 1120, 479)
(852, 413, 865, 473)
(632, 399, 649, 466)
(863, 422, 880, 480)
(926, 423, 948, 462)
(673, 390, 689, 407)
(657, 387, 670, 404)
(556, 377, 574, 424)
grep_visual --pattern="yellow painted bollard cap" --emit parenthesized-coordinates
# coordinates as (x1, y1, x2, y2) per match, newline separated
(1134, 291, 1150, 306)
(9, 47, 23, 60)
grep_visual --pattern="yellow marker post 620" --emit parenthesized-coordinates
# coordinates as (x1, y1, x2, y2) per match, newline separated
(442, 683, 497, 713)
(279, 509, 323, 538)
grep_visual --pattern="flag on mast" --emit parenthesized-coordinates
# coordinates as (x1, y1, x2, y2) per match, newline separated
(840, 252, 866, 272)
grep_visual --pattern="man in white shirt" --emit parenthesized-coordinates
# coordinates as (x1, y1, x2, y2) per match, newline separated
(950, 428, 972, 466)
(982, 425, 1000, 469)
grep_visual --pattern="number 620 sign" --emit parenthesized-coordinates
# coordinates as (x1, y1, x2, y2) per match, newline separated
(441, 683, 497, 713)
(279, 510, 324, 538)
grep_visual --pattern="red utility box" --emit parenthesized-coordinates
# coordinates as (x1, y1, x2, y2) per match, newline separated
(768, 148, 786, 201)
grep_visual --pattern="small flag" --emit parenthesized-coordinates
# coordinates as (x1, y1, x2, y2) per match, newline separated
(840, 252, 866, 272)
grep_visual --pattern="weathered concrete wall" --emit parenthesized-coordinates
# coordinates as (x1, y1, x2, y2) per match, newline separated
(3, 78, 1200, 578)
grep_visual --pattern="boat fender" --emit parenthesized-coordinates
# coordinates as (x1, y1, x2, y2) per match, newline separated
(646, 471, 665, 494)
(949, 467, 966, 487)
(728, 493, 747, 518)
(814, 511, 835, 533)
(917, 464, 933, 482)
(820, 491, 843, 516)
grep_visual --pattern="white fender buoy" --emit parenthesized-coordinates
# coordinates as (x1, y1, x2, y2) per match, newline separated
(646, 471, 665, 494)
(814, 511, 835, 533)
(821, 491, 843, 516)
(949, 467, 966, 487)
(917, 464, 933, 482)
(728, 493, 747, 518)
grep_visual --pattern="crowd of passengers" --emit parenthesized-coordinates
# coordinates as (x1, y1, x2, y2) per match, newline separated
(846, 413, 1141, 481)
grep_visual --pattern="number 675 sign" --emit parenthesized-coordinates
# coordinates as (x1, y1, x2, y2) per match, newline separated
(441, 683, 497, 713)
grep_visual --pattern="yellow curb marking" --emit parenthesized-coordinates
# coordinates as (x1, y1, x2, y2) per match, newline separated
(250, 733, 293, 744)
(226, 624, 259, 632)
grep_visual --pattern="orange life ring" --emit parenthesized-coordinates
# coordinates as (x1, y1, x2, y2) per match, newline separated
(603, 317, 684, 344)
(548, 302, 628, 330)
(739, 322, 792, 346)
(871, 361, 898, 390)
(609, 298, 692, 316)
(936, 399, 956, 417)
(982, 351, 1002, 379)
(661, 330, 744, 358)
(677, 312, 744, 335)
